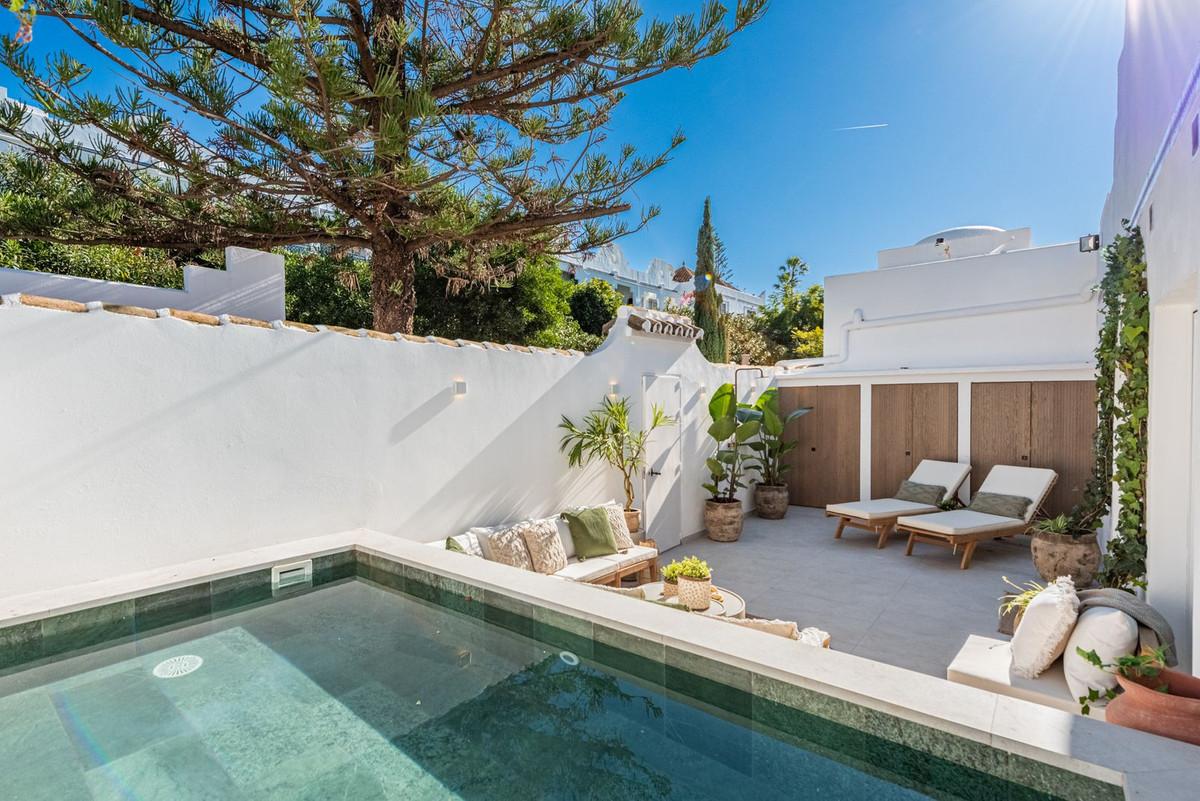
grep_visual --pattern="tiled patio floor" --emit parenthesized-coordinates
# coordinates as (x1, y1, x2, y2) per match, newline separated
(662, 507, 1041, 678)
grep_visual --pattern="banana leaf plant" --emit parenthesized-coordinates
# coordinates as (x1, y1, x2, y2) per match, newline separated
(702, 383, 760, 502)
(742, 387, 811, 487)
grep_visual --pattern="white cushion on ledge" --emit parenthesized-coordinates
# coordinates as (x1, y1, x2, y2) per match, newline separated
(948, 635, 1102, 719)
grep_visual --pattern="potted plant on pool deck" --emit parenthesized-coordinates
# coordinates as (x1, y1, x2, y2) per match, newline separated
(661, 559, 683, 597)
(675, 556, 713, 611)
(1029, 512, 1103, 588)
(559, 395, 674, 534)
(742, 387, 810, 519)
(1076, 646, 1200, 745)
(702, 383, 759, 541)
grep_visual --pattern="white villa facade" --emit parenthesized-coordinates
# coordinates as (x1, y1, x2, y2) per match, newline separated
(557, 243, 767, 315)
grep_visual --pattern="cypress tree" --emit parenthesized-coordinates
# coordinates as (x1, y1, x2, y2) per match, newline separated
(693, 197, 727, 362)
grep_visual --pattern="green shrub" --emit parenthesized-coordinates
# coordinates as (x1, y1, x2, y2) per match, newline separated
(568, 278, 623, 336)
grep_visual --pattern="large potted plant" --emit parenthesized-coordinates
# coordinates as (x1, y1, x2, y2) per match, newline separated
(1077, 647, 1200, 744)
(743, 387, 810, 519)
(1029, 513, 1103, 588)
(702, 383, 759, 541)
(559, 395, 674, 534)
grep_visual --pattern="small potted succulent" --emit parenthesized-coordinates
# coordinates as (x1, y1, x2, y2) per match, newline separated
(702, 383, 759, 541)
(1077, 646, 1200, 745)
(675, 556, 713, 611)
(743, 387, 809, 519)
(661, 559, 683, 597)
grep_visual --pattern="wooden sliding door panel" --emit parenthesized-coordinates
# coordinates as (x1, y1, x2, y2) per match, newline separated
(1031, 381, 1098, 516)
(970, 382, 1031, 495)
(871, 384, 912, 498)
(781, 384, 860, 507)
(911, 383, 959, 465)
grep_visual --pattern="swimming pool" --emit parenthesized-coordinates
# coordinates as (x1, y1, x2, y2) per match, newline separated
(0, 551, 1123, 800)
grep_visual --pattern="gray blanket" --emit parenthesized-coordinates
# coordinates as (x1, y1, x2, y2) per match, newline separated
(1076, 588, 1178, 667)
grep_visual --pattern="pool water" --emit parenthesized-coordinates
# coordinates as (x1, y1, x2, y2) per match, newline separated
(0, 578, 945, 800)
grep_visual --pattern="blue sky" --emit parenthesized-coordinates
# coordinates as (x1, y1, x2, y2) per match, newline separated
(609, 0, 1127, 294)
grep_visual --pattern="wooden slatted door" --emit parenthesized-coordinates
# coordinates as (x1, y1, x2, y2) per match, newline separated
(1031, 381, 1098, 516)
(872, 383, 958, 498)
(970, 382, 1032, 497)
(780, 385, 860, 507)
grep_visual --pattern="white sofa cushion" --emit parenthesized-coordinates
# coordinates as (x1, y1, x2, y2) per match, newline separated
(827, 498, 938, 520)
(1010, 577, 1079, 678)
(1062, 606, 1139, 705)
(896, 509, 1022, 535)
(553, 559, 618, 582)
(948, 635, 1103, 719)
(604, 545, 658, 569)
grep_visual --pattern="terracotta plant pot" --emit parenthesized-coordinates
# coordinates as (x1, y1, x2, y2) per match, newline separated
(623, 508, 642, 535)
(705, 499, 743, 542)
(677, 575, 712, 611)
(1031, 531, 1102, 587)
(753, 484, 789, 520)
(1106, 669, 1200, 746)
(663, 580, 678, 598)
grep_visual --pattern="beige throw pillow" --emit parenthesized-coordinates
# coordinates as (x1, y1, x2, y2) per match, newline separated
(518, 517, 569, 575)
(483, 525, 535, 571)
(1009, 577, 1079, 678)
(602, 502, 636, 549)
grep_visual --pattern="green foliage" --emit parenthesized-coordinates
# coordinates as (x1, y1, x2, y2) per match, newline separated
(558, 396, 674, 510)
(726, 258, 824, 364)
(569, 278, 623, 336)
(674, 555, 712, 580)
(1075, 646, 1168, 716)
(1096, 226, 1149, 589)
(743, 387, 810, 486)
(0, 238, 183, 288)
(693, 197, 727, 362)
(703, 383, 759, 501)
(284, 251, 373, 328)
(0, 1, 766, 331)
(998, 576, 1046, 617)
(725, 312, 777, 365)
(661, 560, 684, 584)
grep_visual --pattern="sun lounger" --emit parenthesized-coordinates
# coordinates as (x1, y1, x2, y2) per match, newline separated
(825, 459, 971, 548)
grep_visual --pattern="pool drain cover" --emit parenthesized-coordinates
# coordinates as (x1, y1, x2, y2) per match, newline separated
(153, 655, 203, 678)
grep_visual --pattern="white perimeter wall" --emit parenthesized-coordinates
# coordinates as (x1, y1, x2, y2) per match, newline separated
(0, 303, 747, 601)
(0, 247, 285, 321)
(1103, 0, 1200, 672)
(821, 243, 1101, 372)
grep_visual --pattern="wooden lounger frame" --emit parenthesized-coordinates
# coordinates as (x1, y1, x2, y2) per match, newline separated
(828, 467, 972, 549)
(897, 476, 1057, 570)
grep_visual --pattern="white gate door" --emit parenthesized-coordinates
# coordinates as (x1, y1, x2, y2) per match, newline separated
(642, 374, 683, 550)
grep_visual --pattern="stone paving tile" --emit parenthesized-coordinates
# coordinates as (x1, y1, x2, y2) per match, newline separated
(664, 507, 1040, 677)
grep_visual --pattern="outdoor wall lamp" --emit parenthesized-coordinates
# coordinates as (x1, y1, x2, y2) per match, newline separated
(452, 379, 468, 397)
(608, 381, 621, 398)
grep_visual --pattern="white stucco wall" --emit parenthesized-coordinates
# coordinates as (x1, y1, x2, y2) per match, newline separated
(0, 247, 285, 321)
(818, 243, 1101, 372)
(1101, 0, 1200, 672)
(0, 303, 751, 601)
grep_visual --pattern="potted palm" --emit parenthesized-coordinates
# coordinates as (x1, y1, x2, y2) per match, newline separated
(674, 556, 713, 611)
(743, 387, 810, 519)
(559, 395, 674, 534)
(702, 383, 759, 541)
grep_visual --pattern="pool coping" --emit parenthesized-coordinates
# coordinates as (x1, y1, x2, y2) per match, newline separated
(2, 528, 1197, 800)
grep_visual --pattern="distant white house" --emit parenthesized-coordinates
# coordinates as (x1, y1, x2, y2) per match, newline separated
(557, 243, 766, 316)
(783, 225, 1101, 373)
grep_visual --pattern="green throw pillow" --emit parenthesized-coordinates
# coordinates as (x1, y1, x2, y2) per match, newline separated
(894, 480, 945, 505)
(968, 492, 1032, 519)
(445, 537, 466, 553)
(561, 507, 618, 560)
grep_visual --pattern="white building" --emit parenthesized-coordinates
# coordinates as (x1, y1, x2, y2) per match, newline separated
(558, 243, 766, 316)
(1101, 0, 1200, 673)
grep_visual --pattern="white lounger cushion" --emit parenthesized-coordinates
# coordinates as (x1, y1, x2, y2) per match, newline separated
(976, 465, 1058, 522)
(896, 509, 1022, 534)
(908, 460, 972, 503)
(947, 635, 1103, 719)
(826, 498, 939, 520)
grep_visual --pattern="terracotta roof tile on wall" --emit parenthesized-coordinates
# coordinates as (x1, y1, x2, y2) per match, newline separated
(0, 293, 585, 360)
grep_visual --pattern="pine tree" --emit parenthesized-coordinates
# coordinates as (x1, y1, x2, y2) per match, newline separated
(0, 1, 765, 333)
(693, 196, 726, 362)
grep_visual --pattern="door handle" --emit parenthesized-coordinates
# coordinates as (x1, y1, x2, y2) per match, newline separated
(649, 469, 662, 477)
(811, 447, 817, 452)
(1021, 455, 1028, 461)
